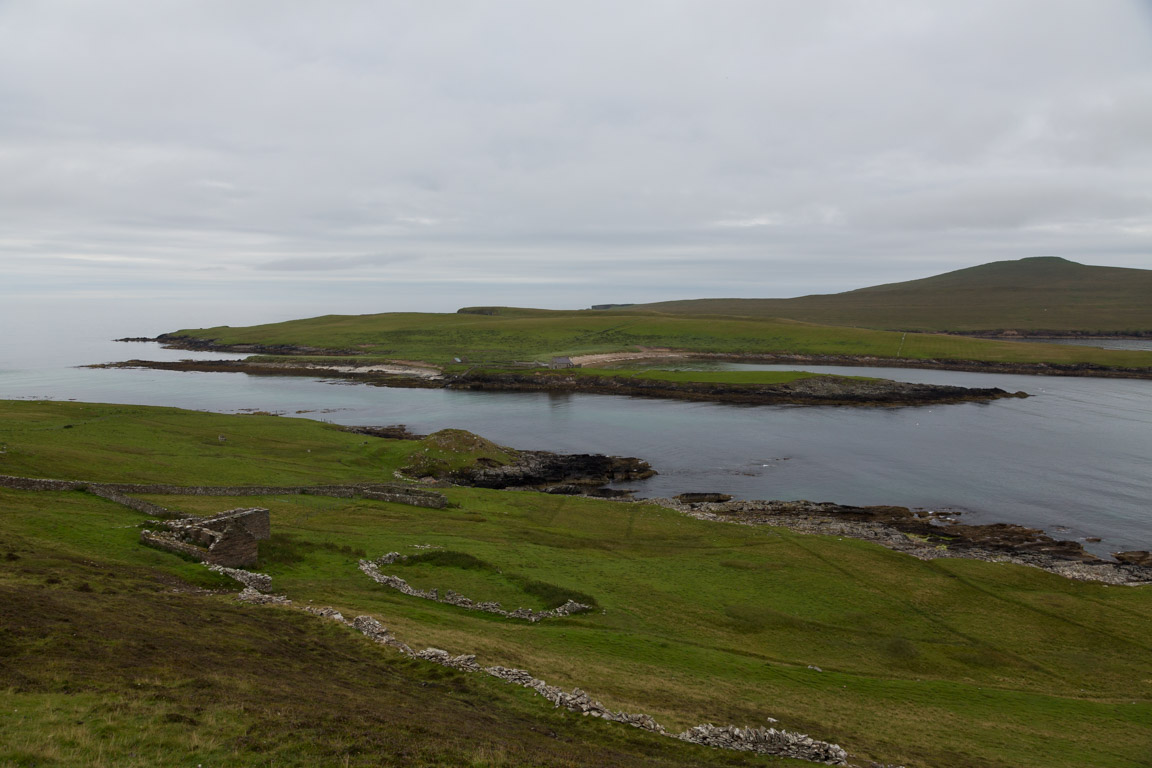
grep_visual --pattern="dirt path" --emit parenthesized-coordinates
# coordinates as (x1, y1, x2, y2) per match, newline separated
(569, 349, 689, 367)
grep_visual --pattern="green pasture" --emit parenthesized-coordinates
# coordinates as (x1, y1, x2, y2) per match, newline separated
(2, 401, 1151, 767)
(0, 490, 788, 768)
(173, 309, 1152, 369)
(0, 400, 417, 485)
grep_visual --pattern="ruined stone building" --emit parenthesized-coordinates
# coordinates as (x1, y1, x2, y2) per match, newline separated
(141, 507, 270, 567)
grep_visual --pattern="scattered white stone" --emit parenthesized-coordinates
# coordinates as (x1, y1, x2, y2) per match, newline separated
(237, 586, 290, 605)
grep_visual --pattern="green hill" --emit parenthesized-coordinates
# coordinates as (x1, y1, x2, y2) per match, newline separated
(634, 257, 1152, 334)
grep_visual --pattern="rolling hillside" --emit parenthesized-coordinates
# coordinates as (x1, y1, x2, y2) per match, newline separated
(634, 257, 1152, 334)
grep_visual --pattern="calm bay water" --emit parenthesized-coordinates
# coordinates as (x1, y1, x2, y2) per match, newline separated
(1, 304, 1149, 554)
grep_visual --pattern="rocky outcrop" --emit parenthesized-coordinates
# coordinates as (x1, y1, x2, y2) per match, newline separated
(1114, 551, 1152, 567)
(675, 492, 732, 503)
(451, 450, 655, 489)
(359, 558, 593, 622)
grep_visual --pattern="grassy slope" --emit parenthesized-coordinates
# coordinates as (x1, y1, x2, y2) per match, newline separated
(0, 493, 793, 768)
(634, 257, 1152, 333)
(0, 400, 418, 485)
(3, 401, 1152, 767)
(173, 308, 1152, 369)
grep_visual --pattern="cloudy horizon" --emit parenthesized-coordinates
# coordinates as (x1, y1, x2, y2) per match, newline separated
(3, 1, 1151, 319)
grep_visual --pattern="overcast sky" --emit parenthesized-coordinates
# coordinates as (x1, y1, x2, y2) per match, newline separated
(2, 1, 1151, 320)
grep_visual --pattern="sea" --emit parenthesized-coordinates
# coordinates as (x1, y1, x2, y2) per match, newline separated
(1, 297, 1150, 555)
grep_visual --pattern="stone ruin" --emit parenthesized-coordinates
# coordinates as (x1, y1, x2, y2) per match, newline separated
(140, 507, 270, 567)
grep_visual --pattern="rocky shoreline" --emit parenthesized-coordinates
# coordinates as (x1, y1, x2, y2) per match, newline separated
(651, 497, 1152, 586)
(91, 357, 1025, 407)
(707, 352, 1152, 380)
(446, 370, 1025, 406)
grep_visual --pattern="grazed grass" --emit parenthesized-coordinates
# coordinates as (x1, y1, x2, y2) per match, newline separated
(3, 402, 1152, 767)
(0, 539, 780, 768)
(383, 550, 600, 610)
(170, 307, 1152, 369)
(0, 399, 419, 485)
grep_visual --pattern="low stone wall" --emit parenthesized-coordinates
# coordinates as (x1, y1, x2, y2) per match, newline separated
(0, 475, 85, 491)
(678, 724, 849, 763)
(362, 488, 448, 509)
(0, 473, 447, 510)
(359, 558, 593, 622)
(221, 565, 850, 765)
(341, 611, 848, 765)
(85, 486, 174, 517)
(206, 563, 272, 591)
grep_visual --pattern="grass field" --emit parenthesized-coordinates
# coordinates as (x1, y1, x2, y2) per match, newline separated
(172, 308, 1152, 369)
(3, 401, 1151, 767)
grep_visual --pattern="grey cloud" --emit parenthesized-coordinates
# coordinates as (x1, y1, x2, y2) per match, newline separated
(0, 0, 1149, 311)
(256, 253, 419, 272)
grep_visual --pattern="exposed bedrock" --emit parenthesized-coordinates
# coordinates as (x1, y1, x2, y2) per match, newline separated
(451, 450, 656, 489)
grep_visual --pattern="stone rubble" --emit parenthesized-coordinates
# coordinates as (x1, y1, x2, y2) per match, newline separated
(303, 606, 345, 622)
(359, 558, 594, 622)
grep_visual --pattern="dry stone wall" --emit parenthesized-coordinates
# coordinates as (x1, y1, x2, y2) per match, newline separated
(341, 611, 848, 764)
(0, 474, 447, 509)
(214, 560, 851, 765)
(359, 557, 593, 622)
(85, 486, 173, 517)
